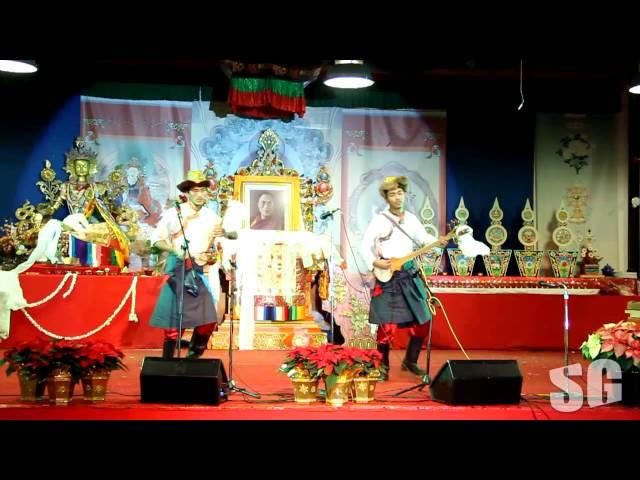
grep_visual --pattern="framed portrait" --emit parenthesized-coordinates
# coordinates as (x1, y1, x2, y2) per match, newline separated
(233, 175, 302, 231)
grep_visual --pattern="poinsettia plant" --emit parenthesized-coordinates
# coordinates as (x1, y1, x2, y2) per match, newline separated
(76, 341, 127, 374)
(43, 340, 86, 381)
(348, 348, 388, 378)
(279, 347, 321, 379)
(0, 338, 51, 378)
(306, 344, 361, 391)
(280, 344, 390, 391)
(581, 320, 640, 372)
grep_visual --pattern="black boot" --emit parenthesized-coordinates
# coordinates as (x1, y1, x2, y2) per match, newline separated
(187, 331, 211, 359)
(376, 343, 390, 381)
(162, 339, 177, 359)
(401, 336, 427, 377)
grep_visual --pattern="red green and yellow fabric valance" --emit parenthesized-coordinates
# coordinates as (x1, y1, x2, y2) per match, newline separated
(221, 61, 324, 119)
(228, 76, 306, 119)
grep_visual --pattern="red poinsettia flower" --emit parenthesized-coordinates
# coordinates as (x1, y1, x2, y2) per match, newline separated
(76, 341, 127, 372)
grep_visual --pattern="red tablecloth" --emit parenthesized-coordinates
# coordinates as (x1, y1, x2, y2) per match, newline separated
(426, 275, 638, 295)
(1, 274, 167, 348)
(394, 293, 640, 350)
(5, 275, 638, 352)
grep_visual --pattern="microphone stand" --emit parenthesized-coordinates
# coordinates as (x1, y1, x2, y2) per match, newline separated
(560, 282, 570, 377)
(558, 281, 572, 400)
(541, 280, 576, 401)
(225, 259, 260, 398)
(174, 203, 195, 359)
(322, 209, 341, 343)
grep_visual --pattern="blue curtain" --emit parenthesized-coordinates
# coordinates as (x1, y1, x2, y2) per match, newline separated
(446, 110, 535, 275)
(0, 95, 80, 221)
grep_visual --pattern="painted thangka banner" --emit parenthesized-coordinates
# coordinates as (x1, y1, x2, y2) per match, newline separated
(534, 113, 628, 273)
(341, 110, 446, 271)
(80, 96, 192, 269)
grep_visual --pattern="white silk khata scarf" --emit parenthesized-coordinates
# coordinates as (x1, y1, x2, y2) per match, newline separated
(0, 214, 88, 339)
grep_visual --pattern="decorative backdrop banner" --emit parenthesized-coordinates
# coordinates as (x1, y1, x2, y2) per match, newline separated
(80, 96, 193, 269)
(535, 113, 628, 273)
(341, 109, 446, 271)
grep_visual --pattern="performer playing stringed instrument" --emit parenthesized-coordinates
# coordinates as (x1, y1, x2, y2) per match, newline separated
(361, 176, 448, 381)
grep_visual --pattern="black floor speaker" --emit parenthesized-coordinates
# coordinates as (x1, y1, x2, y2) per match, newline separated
(429, 360, 523, 405)
(140, 357, 229, 405)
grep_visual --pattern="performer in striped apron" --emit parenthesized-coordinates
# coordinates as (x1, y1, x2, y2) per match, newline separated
(360, 176, 447, 381)
(149, 170, 224, 359)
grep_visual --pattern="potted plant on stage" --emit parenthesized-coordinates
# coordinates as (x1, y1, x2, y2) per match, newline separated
(43, 340, 85, 405)
(308, 344, 359, 407)
(77, 341, 127, 401)
(0, 338, 50, 401)
(581, 320, 640, 405)
(349, 348, 388, 404)
(279, 347, 321, 404)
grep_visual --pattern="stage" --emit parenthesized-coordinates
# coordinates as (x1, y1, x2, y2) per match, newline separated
(1, 348, 639, 420)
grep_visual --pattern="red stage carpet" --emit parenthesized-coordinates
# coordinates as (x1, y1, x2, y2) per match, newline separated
(1, 349, 639, 420)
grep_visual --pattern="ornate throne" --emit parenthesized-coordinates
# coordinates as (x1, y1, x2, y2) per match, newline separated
(206, 128, 334, 350)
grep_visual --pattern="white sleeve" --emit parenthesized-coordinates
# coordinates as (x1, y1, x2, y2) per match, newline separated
(411, 215, 438, 248)
(360, 216, 384, 272)
(150, 209, 175, 246)
(208, 211, 221, 240)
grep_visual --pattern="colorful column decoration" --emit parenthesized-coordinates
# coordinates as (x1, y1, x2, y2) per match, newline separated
(514, 199, 545, 276)
(482, 197, 512, 276)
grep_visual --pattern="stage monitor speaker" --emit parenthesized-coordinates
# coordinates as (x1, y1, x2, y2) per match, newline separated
(140, 357, 229, 405)
(429, 360, 523, 405)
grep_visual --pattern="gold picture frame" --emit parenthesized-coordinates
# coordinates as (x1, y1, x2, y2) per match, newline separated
(233, 175, 302, 231)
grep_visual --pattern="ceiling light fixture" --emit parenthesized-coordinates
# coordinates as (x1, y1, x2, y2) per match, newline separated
(629, 64, 640, 94)
(0, 60, 38, 74)
(323, 60, 374, 89)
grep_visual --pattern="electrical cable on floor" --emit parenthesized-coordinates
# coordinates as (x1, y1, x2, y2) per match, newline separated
(429, 295, 471, 360)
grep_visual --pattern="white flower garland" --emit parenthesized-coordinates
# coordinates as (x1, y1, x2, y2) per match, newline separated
(20, 276, 139, 340)
(24, 272, 78, 309)
(63, 271, 77, 299)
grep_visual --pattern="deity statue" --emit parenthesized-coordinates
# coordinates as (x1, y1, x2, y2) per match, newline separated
(36, 138, 111, 217)
(30, 138, 133, 268)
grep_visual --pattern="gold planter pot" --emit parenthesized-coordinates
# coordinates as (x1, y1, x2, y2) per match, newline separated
(18, 369, 46, 402)
(324, 376, 352, 407)
(46, 368, 75, 405)
(291, 377, 319, 404)
(351, 376, 378, 404)
(81, 368, 111, 401)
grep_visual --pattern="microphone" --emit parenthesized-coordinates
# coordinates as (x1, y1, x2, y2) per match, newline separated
(539, 280, 565, 287)
(174, 200, 182, 210)
(320, 208, 341, 220)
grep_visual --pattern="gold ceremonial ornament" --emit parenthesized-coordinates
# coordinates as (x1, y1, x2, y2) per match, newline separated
(552, 202, 574, 249)
(448, 200, 475, 276)
(454, 197, 469, 224)
(482, 198, 511, 277)
(513, 198, 544, 277)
